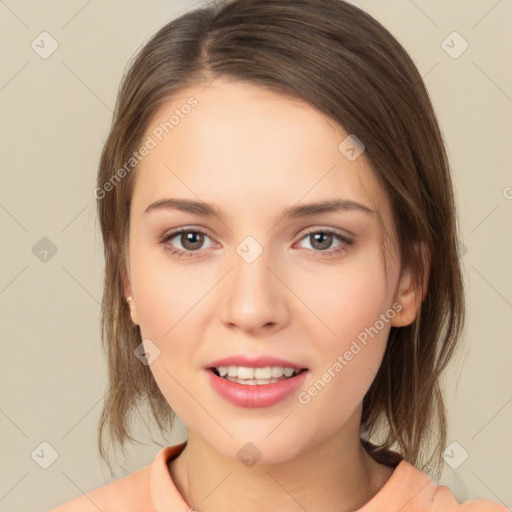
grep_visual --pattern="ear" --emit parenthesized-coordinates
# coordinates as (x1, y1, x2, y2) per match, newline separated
(121, 258, 140, 326)
(390, 242, 430, 327)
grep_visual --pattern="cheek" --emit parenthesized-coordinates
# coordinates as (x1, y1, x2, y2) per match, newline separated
(294, 248, 391, 400)
(298, 248, 391, 342)
(129, 243, 209, 337)
(129, 246, 208, 417)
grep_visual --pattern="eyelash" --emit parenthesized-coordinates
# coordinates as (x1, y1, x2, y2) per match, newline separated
(159, 227, 354, 259)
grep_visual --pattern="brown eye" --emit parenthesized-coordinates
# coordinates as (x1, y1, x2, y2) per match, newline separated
(309, 232, 333, 251)
(180, 231, 205, 251)
(296, 228, 354, 256)
(159, 228, 215, 258)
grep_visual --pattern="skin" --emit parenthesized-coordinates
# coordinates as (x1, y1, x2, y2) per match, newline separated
(123, 79, 424, 512)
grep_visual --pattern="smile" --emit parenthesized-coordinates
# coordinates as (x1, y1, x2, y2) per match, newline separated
(206, 367, 309, 407)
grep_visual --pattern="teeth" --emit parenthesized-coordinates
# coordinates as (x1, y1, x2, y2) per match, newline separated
(226, 377, 286, 385)
(216, 366, 301, 380)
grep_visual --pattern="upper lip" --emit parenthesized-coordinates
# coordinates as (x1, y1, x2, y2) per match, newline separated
(205, 355, 308, 370)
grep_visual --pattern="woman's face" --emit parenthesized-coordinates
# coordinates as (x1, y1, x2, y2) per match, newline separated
(123, 79, 417, 463)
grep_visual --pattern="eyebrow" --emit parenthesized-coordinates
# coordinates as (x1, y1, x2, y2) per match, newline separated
(144, 197, 376, 221)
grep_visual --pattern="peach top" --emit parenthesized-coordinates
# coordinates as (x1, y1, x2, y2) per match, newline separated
(47, 442, 508, 511)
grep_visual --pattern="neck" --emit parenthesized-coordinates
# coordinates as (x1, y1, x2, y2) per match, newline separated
(168, 411, 395, 512)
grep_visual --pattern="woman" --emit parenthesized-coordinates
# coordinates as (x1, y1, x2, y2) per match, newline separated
(48, 0, 507, 510)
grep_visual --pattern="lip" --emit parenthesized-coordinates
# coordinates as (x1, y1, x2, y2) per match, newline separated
(205, 355, 308, 370)
(206, 367, 309, 408)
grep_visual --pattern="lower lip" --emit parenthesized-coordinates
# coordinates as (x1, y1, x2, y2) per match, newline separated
(206, 369, 309, 408)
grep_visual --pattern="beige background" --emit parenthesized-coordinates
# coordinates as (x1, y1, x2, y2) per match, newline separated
(0, 1, 511, 511)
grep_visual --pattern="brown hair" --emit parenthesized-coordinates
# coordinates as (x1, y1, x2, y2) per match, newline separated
(96, 0, 465, 478)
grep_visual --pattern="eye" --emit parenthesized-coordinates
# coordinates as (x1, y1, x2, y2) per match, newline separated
(296, 228, 354, 256)
(159, 227, 354, 259)
(159, 228, 215, 258)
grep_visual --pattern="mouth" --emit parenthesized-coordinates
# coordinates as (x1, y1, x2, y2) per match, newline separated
(206, 364, 310, 407)
(208, 366, 309, 385)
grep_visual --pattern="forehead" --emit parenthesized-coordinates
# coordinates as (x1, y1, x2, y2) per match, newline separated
(131, 79, 391, 224)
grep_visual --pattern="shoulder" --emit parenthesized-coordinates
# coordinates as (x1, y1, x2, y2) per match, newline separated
(360, 451, 509, 512)
(432, 485, 509, 512)
(45, 443, 188, 512)
(388, 460, 508, 512)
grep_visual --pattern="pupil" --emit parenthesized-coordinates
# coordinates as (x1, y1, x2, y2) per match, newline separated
(183, 231, 203, 250)
(312, 232, 331, 250)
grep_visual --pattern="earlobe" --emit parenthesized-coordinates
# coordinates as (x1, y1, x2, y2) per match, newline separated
(126, 295, 139, 326)
(390, 269, 420, 327)
(122, 264, 139, 326)
(390, 242, 429, 328)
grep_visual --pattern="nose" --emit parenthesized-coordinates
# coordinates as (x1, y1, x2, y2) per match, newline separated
(219, 245, 290, 335)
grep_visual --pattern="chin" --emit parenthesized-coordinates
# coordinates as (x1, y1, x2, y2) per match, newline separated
(210, 435, 307, 467)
